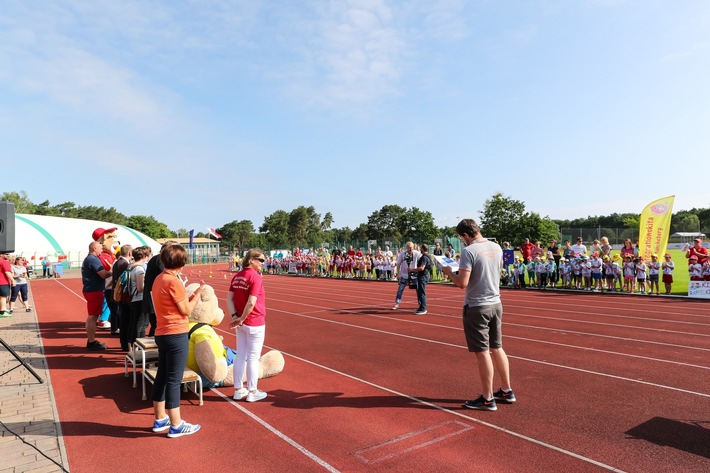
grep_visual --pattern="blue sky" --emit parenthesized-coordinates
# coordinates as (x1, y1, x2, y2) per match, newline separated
(1, 0, 709, 232)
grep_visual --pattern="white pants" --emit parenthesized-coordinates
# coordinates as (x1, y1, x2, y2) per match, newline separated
(233, 324, 266, 391)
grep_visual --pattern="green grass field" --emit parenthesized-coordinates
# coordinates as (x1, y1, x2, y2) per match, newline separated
(664, 249, 689, 295)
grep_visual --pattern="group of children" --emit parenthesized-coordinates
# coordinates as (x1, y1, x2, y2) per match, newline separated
(504, 252, 709, 295)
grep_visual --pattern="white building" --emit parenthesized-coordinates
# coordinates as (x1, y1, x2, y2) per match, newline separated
(13, 214, 161, 271)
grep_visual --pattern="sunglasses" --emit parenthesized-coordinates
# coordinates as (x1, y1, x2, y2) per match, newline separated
(254, 257, 266, 263)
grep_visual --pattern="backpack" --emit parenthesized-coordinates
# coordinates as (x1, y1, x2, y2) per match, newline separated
(112, 267, 132, 303)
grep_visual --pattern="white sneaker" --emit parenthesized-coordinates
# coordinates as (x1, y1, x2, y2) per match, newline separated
(96, 320, 111, 330)
(233, 387, 248, 400)
(391, 303, 399, 310)
(246, 389, 267, 402)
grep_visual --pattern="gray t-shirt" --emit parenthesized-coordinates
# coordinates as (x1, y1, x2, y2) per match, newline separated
(459, 239, 502, 307)
(12, 265, 27, 285)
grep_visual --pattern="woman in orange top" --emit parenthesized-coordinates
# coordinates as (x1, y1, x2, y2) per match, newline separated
(150, 244, 204, 438)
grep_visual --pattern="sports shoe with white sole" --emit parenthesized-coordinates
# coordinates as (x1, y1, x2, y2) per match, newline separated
(463, 395, 497, 411)
(167, 421, 201, 438)
(96, 320, 111, 330)
(152, 416, 170, 432)
(246, 389, 267, 402)
(391, 303, 399, 310)
(493, 388, 516, 404)
(233, 387, 248, 400)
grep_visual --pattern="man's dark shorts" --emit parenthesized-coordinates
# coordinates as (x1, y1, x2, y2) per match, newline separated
(462, 303, 503, 352)
(0, 285, 10, 297)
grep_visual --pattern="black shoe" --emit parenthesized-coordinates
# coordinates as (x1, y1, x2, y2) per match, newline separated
(492, 388, 516, 404)
(463, 395, 497, 411)
(86, 340, 107, 351)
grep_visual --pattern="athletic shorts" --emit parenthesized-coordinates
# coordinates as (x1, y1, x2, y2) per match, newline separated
(83, 291, 104, 316)
(662, 274, 673, 284)
(0, 285, 10, 297)
(462, 303, 503, 353)
(592, 273, 602, 280)
(637, 278, 646, 283)
(648, 274, 659, 282)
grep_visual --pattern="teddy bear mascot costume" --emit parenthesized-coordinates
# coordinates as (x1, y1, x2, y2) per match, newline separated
(185, 283, 284, 388)
(92, 227, 119, 331)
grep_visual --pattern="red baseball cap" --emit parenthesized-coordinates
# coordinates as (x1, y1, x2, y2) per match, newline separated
(92, 227, 117, 241)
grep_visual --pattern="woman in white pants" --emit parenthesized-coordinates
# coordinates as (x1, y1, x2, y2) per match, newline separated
(228, 249, 268, 402)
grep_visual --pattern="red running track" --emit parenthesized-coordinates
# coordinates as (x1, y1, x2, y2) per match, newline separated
(31, 268, 710, 472)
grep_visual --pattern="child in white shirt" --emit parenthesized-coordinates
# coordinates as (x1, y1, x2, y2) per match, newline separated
(635, 257, 647, 294)
(623, 255, 636, 293)
(688, 255, 703, 281)
(647, 254, 660, 295)
(661, 254, 674, 295)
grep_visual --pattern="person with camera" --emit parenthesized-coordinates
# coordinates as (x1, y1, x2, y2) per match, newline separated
(408, 244, 432, 315)
(391, 242, 420, 310)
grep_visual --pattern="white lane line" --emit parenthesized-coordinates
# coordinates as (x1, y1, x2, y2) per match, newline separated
(507, 322, 710, 353)
(51, 279, 87, 301)
(353, 421, 474, 464)
(264, 297, 710, 363)
(505, 335, 710, 370)
(211, 389, 340, 473)
(504, 303, 710, 328)
(261, 309, 710, 398)
(259, 290, 710, 337)
(504, 311, 710, 337)
(273, 349, 627, 473)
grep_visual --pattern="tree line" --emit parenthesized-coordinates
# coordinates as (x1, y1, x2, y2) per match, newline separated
(3, 190, 709, 251)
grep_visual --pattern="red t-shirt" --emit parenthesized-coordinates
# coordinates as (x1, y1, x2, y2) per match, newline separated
(229, 267, 266, 326)
(688, 245, 708, 265)
(520, 242, 535, 261)
(153, 272, 189, 336)
(0, 258, 11, 285)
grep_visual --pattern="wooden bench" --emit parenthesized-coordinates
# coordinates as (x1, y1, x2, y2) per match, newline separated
(143, 367, 203, 406)
(123, 337, 159, 393)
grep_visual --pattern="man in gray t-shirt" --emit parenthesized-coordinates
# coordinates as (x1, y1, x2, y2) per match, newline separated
(441, 219, 515, 411)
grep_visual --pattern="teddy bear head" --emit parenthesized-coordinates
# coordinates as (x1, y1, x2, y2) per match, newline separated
(186, 283, 224, 326)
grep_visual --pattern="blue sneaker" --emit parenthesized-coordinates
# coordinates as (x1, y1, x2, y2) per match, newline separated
(152, 416, 170, 432)
(463, 395, 497, 411)
(493, 388, 516, 404)
(167, 421, 201, 438)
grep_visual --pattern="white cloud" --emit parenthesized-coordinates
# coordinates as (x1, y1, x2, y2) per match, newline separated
(282, 0, 406, 107)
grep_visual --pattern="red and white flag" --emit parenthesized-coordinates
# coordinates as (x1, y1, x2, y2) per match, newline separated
(207, 227, 222, 239)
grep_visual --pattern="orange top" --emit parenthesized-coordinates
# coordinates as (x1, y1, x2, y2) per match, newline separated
(153, 271, 189, 336)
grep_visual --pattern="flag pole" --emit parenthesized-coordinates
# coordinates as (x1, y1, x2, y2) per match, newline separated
(208, 232, 213, 276)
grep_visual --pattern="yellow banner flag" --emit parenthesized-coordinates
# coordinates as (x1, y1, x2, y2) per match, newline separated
(638, 196, 675, 261)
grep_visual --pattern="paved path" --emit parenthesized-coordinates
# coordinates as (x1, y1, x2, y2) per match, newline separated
(0, 277, 70, 473)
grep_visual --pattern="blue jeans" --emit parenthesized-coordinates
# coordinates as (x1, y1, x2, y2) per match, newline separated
(395, 277, 409, 303)
(416, 274, 428, 311)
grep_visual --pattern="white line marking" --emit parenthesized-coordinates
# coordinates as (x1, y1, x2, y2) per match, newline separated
(276, 349, 626, 472)
(51, 279, 87, 301)
(507, 323, 710, 353)
(506, 335, 710, 370)
(265, 309, 710, 398)
(211, 389, 340, 473)
(353, 421, 473, 464)
(261, 298, 710, 368)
